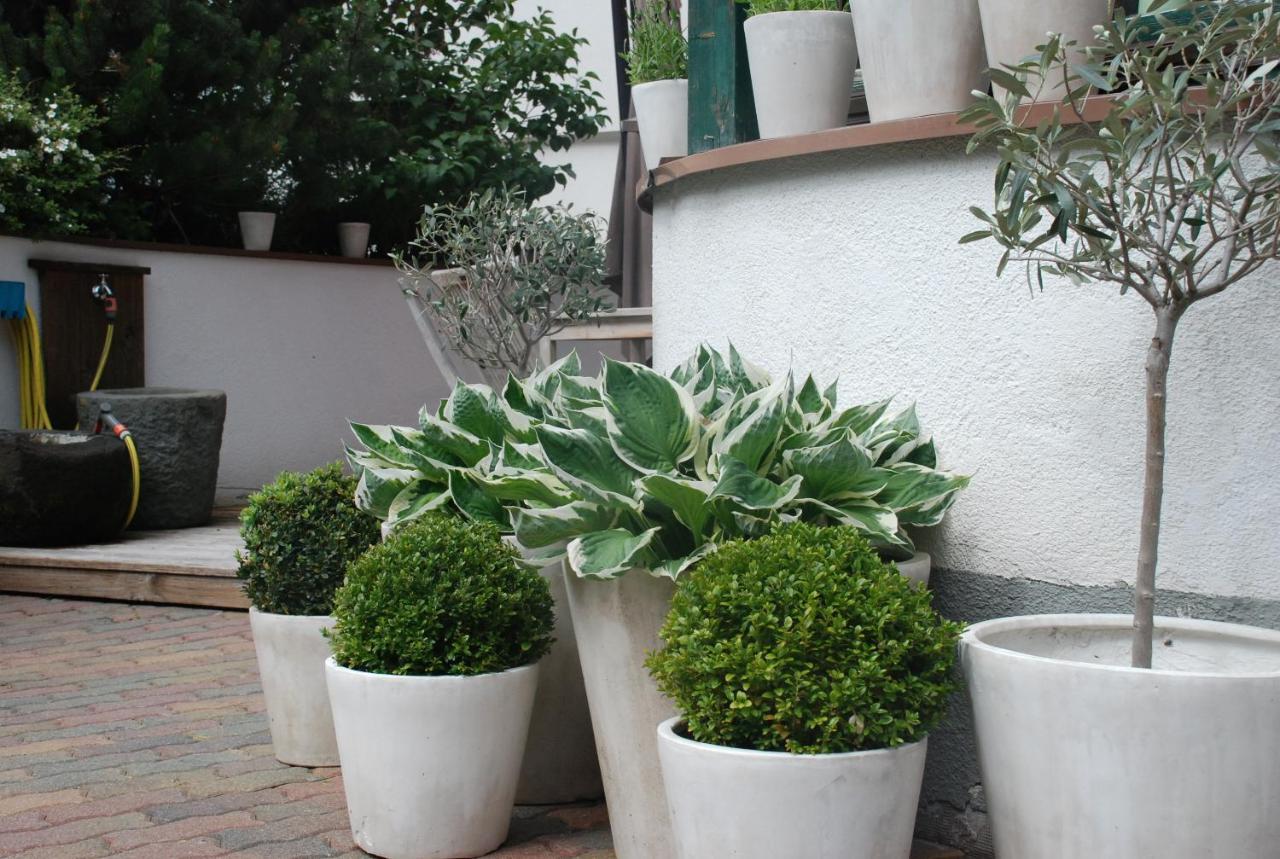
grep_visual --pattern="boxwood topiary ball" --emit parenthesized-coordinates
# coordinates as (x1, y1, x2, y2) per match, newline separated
(328, 514, 555, 677)
(647, 521, 963, 755)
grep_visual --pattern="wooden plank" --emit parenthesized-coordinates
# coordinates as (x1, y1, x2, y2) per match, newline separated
(688, 0, 758, 153)
(0, 566, 247, 610)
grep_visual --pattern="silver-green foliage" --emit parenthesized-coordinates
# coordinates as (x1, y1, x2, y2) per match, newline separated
(622, 4, 688, 85)
(739, 0, 845, 15)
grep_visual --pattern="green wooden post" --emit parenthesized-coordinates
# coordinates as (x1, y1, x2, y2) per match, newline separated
(687, 0, 758, 153)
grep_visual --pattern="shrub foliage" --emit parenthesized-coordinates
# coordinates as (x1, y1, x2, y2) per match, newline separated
(236, 463, 380, 616)
(648, 522, 962, 754)
(328, 515, 554, 677)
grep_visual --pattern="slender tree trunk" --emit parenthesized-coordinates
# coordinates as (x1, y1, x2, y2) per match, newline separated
(1132, 306, 1180, 669)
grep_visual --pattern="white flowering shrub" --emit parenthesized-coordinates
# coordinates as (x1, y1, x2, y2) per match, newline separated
(0, 70, 119, 236)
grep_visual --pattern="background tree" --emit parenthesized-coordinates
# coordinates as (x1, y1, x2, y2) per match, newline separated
(963, 3, 1280, 667)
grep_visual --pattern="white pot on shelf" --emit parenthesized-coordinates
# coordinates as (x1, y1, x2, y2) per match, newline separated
(852, 0, 987, 122)
(326, 659, 539, 859)
(237, 211, 276, 252)
(248, 609, 338, 767)
(976, 0, 1111, 100)
(564, 567, 677, 859)
(337, 222, 371, 259)
(657, 717, 927, 859)
(962, 614, 1280, 857)
(632, 79, 689, 173)
(743, 11, 858, 139)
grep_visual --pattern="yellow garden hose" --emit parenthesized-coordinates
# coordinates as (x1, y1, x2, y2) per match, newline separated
(121, 432, 141, 529)
(9, 305, 52, 430)
(89, 323, 114, 392)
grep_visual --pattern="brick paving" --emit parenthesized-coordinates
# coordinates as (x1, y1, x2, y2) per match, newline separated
(0, 595, 613, 859)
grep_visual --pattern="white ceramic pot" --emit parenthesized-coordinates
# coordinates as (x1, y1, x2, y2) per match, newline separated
(852, 0, 987, 122)
(743, 11, 858, 139)
(337, 222, 371, 259)
(564, 568, 677, 859)
(632, 79, 690, 173)
(238, 211, 276, 252)
(893, 551, 931, 587)
(326, 659, 540, 859)
(657, 717, 927, 858)
(976, 0, 1111, 100)
(962, 614, 1280, 858)
(249, 609, 339, 766)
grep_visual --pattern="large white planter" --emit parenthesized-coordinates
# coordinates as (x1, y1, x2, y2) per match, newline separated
(893, 550, 931, 587)
(564, 568, 677, 859)
(976, 0, 1111, 100)
(657, 717, 927, 858)
(248, 609, 338, 767)
(632, 80, 689, 173)
(962, 614, 1280, 858)
(852, 0, 987, 122)
(744, 11, 858, 139)
(326, 659, 539, 859)
(238, 211, 276, 252)
(337, 222, 371, 259)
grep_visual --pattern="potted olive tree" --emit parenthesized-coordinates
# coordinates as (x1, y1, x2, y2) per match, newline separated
(624, 2, 690, 172)
(960, 6, 1280, 855)
(325, 515, 553, 859)
(649, 523, 961, 858)
(739, 0, 858, 138)
(236, 463, 380, 767)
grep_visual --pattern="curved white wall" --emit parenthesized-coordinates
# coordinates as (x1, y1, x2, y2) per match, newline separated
(652, 138, 1280, 602)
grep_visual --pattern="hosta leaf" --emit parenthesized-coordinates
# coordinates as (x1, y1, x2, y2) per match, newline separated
(418, 411, 489, 466)
(567, 528, 660, 580)
(602, 359, 698, 473)
(723, 343, 772, 393)
(355, 465, 417, 518)
(829, 398, 893, 436)
(389, 427, 454, 480)
(711, 457, 803, 513)
(350, 423, 417, 469)
(445, 382, 518, 445)
(904, 437, 937, 469)
(513, 502, 619, 550)
(387, 479, 451, 525)
(651, 544, 714, 581)
(638, 474, 714, 539)
(535, 424, 641, 503)
(783, 438, 890, 501)
(466, 470, 572, 507)
(345, 443, 403, 472)
(447, 470, 509, 529)
(878, 464, 972, 513)
(503, 374, 545, 421)
(801, 497, 903, 548)
(565, 404, 609, 434)
(712, 376, 790, 473)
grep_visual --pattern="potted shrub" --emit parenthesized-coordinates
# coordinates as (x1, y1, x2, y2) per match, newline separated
(236, 463, 380, 767)
(649, 522, 961, 858)
(960, 6, 1280, 856)
(740, 0, 858, 138)
(975, 0, 1110, 100)
(624, 3, 689, 172)
(325, 515, 554, 859)
(851, 0, 987, 122)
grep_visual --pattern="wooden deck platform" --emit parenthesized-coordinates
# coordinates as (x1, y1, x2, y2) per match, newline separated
(0, 507, 247, 609)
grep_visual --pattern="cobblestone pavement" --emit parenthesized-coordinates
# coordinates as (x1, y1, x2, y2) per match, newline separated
(0, 595, 613, 858)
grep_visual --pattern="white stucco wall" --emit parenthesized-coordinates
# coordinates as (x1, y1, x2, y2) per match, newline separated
(0, 237, 450, 499)
(651, 137, 1280, 602)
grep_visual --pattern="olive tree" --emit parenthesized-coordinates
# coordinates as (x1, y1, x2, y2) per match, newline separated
(963, 2, 1280, 667)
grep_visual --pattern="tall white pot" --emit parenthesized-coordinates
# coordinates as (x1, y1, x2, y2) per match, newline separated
(976, 0, 1111, 100)
(632, 80, 689, 173)
(337, 222, 371, 258)
(852, 0, 987, 122)
(248, 609, 338, 767)
(326, 659, 539, 859)
(657, 718, 926, 859)
(962, 614, 1280, 857)
(564, 568, 678, 859)
(238, 211, 276, 252)
(744, 11, 858, 139)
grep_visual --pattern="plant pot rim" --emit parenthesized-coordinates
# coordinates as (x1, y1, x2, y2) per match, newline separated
(657, 716, 926, 762)
(962, 613, 1280, 680)
(337, 221, 370, 227)
(248, 607, 333, 621)
(238, 210, 276, 216)
(324, 656, 538, 683)
(746, 9, 855, 22)
(632, 78, 689, 88)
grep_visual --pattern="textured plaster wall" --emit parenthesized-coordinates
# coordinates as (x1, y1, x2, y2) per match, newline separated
(651, 137, 1280, 602)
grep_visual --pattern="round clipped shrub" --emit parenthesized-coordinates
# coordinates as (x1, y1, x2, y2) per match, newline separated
(236, 463, 380, 616)
(647, 522, 962, 755)
(328, 514, 555, 677)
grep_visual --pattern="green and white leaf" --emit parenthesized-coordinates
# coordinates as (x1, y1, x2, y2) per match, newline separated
(386, 479, 452, 525)
(350, 423, 418, 469)
(447, 469, 509, 528)
(355, 465, 417, 518)
(513, 501, 619, 550)
(602, 359, 699, 473)
(637, 473, 715, 538)
(710, 457, 803, 513)
(567, 527, 660, 580)
(782, 437, 890, 501)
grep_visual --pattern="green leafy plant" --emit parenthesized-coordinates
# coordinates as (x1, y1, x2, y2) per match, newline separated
(236, 463, 381, 616)
(960, 2, 1280, 667)
(0, 69, 120, 236)
(397, 188, 614, 383)
(327, 514, 554, 676)
(622, 4, 688, 85)
(647, 522, 962, 754)
(739, 0, 846, 15)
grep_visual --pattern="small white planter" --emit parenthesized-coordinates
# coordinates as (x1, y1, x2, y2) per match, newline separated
(893, 550, 931, 587)
(248, 609, 339, 767)
(976, 0, 1111, 100)
(564, 568, 677, 859)
(337, 222, 371, 259)
(632, 79, 689, 173)
(962, 614, 1280, 857)
(326, 659, 539, 859)
(744, 11, 858, 139)
(238, 211, 276, 252)
(657, 718, 927, 858)
(852, 0, 987, 122)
